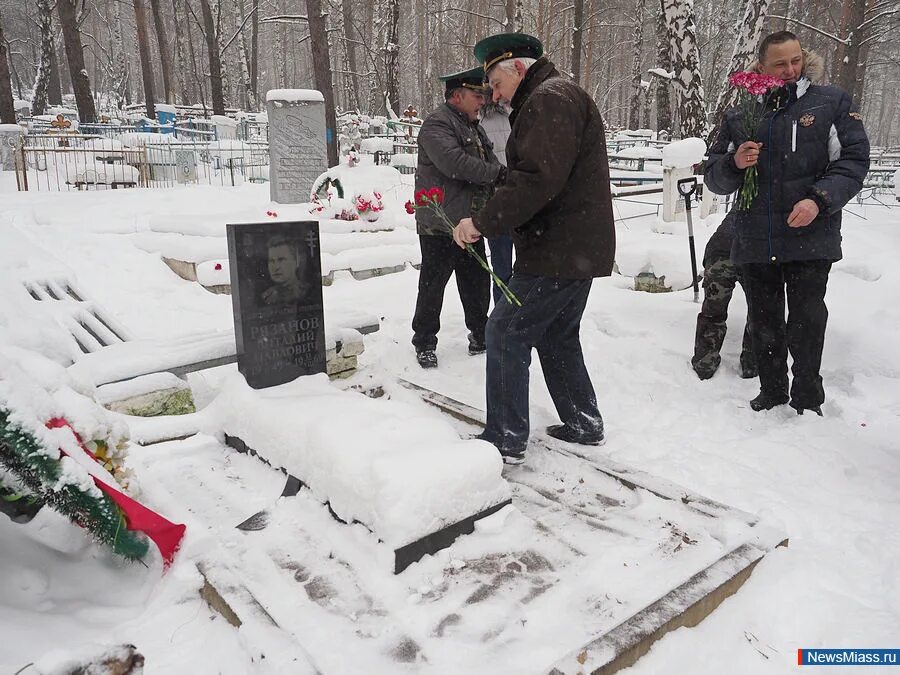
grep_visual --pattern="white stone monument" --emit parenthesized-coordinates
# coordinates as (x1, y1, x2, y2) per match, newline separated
(266, 89, 328, 204)
(0, 123, 24, 172)
(661, 137, 707, 222)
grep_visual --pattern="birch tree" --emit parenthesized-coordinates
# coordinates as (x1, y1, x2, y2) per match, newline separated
(382, 0, 400, 115)
(662, 0, 706, 137)
(31, 0, 54, 115)
(237, 0, 255, 110)
(706, 0, 772, 144)
(628, 0, 647, 129)
(654, 2, 672, 133)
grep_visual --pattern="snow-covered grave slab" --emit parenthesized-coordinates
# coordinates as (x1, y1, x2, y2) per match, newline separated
(209, 374, 513, 573)
(137, 378, 784, 673)
(391, 380, 786, 674)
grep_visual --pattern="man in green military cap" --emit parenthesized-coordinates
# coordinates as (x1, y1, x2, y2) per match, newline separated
(454, 33, 616, 464)
(411, 66, 504, 369)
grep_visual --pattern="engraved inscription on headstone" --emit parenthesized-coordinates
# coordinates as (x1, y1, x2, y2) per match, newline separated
(227, 221, 327, 388)
(0, 125, 24, 172)
(174, 150, 198, 184)
(267, 91, 328, 204)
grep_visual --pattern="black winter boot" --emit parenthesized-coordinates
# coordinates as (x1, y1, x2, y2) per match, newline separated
(749, 392, 789, 411)
(416, 350, 438, 369)
(546, 424, 605, 446)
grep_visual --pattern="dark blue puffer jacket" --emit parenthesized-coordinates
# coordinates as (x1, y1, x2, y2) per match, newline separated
(705, 79, 869, 265)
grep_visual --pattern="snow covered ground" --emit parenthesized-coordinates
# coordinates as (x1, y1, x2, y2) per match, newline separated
(0, 171, 898, 673)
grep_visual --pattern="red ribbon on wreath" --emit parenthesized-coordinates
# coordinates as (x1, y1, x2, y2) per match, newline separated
(47, 418, 186, 568)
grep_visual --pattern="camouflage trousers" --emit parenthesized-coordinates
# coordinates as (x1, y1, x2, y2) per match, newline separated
(691, 255, 756, 379)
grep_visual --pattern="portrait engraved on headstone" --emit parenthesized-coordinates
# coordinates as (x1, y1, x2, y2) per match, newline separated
(226, 221, 327, 388)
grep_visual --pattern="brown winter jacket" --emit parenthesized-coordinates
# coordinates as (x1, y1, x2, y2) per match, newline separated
(473, 57, 616, 279)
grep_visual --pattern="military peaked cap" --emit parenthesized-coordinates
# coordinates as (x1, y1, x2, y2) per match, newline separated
(474, 33, 543, 73)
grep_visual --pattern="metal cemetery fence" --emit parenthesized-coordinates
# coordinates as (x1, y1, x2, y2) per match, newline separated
(14, 134, 270, 192)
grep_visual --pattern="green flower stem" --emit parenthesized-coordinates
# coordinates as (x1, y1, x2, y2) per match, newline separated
(417, 197, 522, 307)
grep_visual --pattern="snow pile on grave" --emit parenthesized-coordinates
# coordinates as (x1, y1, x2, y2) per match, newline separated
(266, 89, 324, 103)
(206, 373, 511, 551)
(360, 137, 395, 154)
(662, 137, 707, 169)
(617, 145, 663, 160)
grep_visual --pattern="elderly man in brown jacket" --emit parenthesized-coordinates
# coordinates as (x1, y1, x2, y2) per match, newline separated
(454, 33, 616, 464)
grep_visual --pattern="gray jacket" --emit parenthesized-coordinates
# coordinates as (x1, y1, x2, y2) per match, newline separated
(479, 103, 511, 166)
(414, 103, 501, 236)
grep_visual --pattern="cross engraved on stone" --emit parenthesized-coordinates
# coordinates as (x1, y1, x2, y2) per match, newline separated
(305, 232, 318, 255)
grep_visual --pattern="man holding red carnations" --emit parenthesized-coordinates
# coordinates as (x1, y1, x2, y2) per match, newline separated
(704, 31, 869, 416)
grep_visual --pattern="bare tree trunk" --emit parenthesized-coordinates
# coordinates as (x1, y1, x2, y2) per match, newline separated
(662, 0, 706, 138)
(505, 0, 516, 29)
(382, 0, 400, 115)
(628, 0, 647, 129)
(706, 0, 772, 145)
(571, 0, 584, 84)
(343, 0, 360, 109)
(273, 1, 287, 88)
(655, 0, 672, 133)
(833, 0, 867, 100)
(216, 2, 231, 107)
(0, 9, 15, 123)
(307, 0, 338, 165)
(173, 0, 190, 103)
(57, 0, 97, 122)
(199, 0, 225, 114)
(32, 0, 54, 115)
(48, 40, 63, 105)
(237, 0, 256, 110)
(250, 0, 259, 107)
(149, 0, 174, 103)
(133, 0, 157, 118)
(112, 0, 129, 108)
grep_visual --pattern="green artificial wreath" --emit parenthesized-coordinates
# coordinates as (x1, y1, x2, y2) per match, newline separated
(0, 408, 149, 561)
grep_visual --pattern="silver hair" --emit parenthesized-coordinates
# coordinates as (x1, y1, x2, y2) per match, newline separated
(490, 57, 537, 77)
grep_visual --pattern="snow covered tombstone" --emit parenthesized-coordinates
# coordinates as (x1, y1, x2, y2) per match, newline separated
(226, 221, 327, 389)
(267, 89, 328, 204)
(0, 123, 24, 171)
(661, 137, 706, 222)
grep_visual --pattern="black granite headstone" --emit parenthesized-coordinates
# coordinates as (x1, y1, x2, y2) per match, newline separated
(226, 221, 327, 388)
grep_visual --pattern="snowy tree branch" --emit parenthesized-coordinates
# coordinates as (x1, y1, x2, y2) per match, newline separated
(220, 4, 260, 55)
(768, 15, 849, 45)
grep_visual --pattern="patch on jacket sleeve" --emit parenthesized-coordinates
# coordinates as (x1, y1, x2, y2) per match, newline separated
(799, 113, 815, 127)
(848, 111, 862, 121)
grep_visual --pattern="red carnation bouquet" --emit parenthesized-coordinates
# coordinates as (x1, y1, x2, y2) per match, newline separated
(406, 188, 520, 306)
(728, 71, 784, 210)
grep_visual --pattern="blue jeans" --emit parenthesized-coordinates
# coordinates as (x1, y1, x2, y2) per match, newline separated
(481, 273, 603, 452)
(487, 235, 514, 306)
